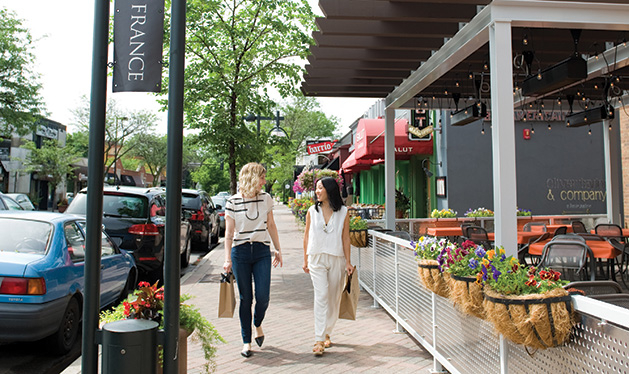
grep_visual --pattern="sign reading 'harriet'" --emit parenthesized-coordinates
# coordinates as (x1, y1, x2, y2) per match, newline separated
(113, 0, 165, 92)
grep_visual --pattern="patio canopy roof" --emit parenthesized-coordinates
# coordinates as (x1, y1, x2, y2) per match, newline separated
(302, 0, 629, 112)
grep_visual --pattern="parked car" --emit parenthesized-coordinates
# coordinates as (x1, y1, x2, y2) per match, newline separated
(0, 193, 24, 211)
(182, 189, 220, 250)
(0, 211, 136, 353)
(211, 195, 227, 236)
(5, 193, 36, 210)
(215, 191, 230, 198)
(65, 186, 192, 280)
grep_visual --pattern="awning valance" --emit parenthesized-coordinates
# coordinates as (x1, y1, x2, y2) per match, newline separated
(353, 118, 433, 161)
(341, 152, 382, 173)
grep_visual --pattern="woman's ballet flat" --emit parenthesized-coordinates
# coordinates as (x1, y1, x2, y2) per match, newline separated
(255, 335, 265, 347)
(241, 349, 252, 358)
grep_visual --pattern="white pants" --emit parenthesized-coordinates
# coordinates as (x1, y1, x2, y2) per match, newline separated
(308, 253, 346, 342)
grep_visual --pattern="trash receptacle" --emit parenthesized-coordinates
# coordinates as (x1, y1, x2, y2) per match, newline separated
(102, 319, 159, 374)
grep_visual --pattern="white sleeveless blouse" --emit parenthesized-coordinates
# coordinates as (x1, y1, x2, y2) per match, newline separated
(306, 205, 348, 257)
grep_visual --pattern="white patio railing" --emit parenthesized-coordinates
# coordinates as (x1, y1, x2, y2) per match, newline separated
(352, 230, 629, 374)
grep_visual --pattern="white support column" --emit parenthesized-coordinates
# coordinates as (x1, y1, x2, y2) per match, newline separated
(489, 20, 518, 257)
(603, 118, 623, 225)
(385, 108, 396, 230)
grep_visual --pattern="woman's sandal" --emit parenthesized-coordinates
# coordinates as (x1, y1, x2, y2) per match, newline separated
(324, 334, 332, 348)
(313, 341, 325, 356)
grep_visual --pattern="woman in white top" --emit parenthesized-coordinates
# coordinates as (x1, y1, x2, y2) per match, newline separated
(224, 163, 283, 358)
(302, 176, 354, 356)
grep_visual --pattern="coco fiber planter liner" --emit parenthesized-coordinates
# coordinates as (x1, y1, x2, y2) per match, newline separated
(350, 230, 367, 247)
(447, 274, 485, 319)
(417, 260, 450, 297)
(483, 287, 574, 350)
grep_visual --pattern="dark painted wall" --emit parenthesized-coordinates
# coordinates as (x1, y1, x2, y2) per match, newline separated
(444, 117, 608, 215)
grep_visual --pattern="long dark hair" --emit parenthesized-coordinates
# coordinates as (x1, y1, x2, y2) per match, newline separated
(314, 177, 344, 212)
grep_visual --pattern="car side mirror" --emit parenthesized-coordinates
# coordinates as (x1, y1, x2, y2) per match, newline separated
(215, 204, 222, 210)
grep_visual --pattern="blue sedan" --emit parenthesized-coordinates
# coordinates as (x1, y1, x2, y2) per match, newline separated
(0, 211, 137, 353)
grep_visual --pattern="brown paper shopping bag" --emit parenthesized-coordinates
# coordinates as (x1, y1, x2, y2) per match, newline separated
(339, 266, 359, 320)
(218, 272, 236, 318)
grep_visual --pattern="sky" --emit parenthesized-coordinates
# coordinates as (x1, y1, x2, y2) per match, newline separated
(0, 0, 376, 135)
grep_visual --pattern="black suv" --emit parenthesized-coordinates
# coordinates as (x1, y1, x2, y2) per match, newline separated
(181, 189, 220, 250)
(65, 186, 192, 281)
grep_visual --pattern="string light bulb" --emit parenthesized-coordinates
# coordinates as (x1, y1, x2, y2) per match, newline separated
(548, 123, 552, 130)
(523, 34, 528, 46)
(531, 125, 535, 134)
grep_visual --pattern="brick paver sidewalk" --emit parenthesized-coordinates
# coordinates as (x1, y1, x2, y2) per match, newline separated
(182, 203, 433, 373)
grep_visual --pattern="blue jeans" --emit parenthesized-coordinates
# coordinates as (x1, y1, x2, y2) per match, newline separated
(231, 242, 271, 344)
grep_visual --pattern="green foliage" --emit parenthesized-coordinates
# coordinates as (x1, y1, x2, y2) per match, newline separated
(288, 197, 314, 223)
(66, 131, 89, 158)
(295, 168, 342, 193)
(18, 139, 79, 207)
(395, 189, 410, 211)
(99, 283, 225, 373)
(349, 216, 368, 231)
(0, 8, 46, 137)
(412, 236, 452, 261)
(430, 209, 457, 218)
(70, 97, 157, 178)
(464, 207, 494, 217)
(161, 0, 316, 193)
(127, 133, 168, 186)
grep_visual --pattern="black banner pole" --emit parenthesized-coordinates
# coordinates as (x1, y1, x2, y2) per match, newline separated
(164, 0, 186, 372)
(82, 0, 110, 372)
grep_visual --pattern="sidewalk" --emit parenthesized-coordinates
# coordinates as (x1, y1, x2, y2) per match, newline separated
(181, 203, 432, 373)
(63, 203, 433, 373)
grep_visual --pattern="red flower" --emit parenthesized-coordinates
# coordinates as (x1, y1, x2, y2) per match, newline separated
(525, 277, 537, 287)
(539, 270, 552, 280)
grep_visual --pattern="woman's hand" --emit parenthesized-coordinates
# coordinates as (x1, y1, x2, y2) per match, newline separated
(302, 260, 309, 274)
(273, 250, 283, 268)
(223, 260, 232, 273)
(346, 262, 354, 275)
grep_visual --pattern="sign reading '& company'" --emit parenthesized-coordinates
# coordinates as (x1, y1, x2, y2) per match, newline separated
(113, 0, 165, 92)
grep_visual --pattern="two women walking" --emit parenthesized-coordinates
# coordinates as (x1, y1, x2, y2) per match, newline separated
(224, 163, 352, 357)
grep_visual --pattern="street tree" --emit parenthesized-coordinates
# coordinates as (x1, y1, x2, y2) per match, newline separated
(0, 8, 46, 136)
(162, 0, 315, 194)
(127, 133, 168, 186)
(70, 97, 157, 180)
(19, 139, 79, 210)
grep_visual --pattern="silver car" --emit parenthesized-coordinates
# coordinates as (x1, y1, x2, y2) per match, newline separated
(6, 193, 36, 210)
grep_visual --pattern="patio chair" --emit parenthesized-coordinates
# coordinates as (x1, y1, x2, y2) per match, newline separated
(594, 224, 629, 286)
(539, 240, 596, 282)
(590, 294, 629, 309)
(465, 226, 492, 250)
(518, 232, 551, 266)
(388, 231, 412, 241)
(552, 234, 586, 243)
(564, 280, 623, 296)
(552, 226, 568, 237)
(572, 220, 588, 234)
(523, 222, 547, 232)
(458, 222, 474, 245)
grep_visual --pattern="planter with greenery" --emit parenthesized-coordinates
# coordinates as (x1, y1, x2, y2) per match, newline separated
(413, 236, 452, 297)
(100, 282, 224, 373)
(395, 189, 410, 218)
(349, 215, 369, 247)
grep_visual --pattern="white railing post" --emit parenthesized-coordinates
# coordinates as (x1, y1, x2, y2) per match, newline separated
(499, 335, 508, 374)
(394, 243, 403, 333)
(372, 234, 378, 308)
(431, 292, 445, 373)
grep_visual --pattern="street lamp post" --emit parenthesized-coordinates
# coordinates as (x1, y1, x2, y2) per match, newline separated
(244, 111, 287, 137)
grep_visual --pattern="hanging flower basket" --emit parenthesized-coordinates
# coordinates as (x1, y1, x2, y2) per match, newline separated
(349, 229, 368, 247)
(417, 259, 450, 297)
(447, 274, 485, 319)
(483, 287, 575, 349)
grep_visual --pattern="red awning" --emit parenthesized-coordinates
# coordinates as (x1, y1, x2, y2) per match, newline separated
(353, 118, 433, 160)
(341, 152, 379, 173)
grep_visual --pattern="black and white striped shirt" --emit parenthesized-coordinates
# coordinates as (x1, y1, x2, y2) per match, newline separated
(225, 192, 274, 244)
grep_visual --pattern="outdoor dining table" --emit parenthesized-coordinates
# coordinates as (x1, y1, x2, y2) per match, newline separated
(426, 227, 495, 241)
(529, 238, 621, 259)
(590, 228, 629, 237)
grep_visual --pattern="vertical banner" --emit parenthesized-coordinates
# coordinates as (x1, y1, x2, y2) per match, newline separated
(113, 0, 165, 92)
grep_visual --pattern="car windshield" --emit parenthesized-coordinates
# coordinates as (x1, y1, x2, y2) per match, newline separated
(182, 193, 201, 210)
(66, 193, 148, 218)
(0, 218, 52, 254)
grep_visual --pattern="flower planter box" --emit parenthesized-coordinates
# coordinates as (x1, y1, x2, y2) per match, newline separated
(417, 260, 450, 297)
(447, 274, 485, 319)
(483, 287, 575, 349)
(349, 230, 368, 247)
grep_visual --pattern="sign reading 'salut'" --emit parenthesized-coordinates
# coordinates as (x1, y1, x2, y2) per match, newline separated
(113, 0, 165, 92)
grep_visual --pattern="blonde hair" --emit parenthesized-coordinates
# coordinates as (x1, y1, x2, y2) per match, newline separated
(238, 162, 266, 198)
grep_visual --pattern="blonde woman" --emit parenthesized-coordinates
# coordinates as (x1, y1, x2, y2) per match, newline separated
(302, 177, 353, 356)
(223, 163, 283, 358)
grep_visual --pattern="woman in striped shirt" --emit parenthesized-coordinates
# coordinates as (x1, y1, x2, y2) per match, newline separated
(223, 163, 283, 358)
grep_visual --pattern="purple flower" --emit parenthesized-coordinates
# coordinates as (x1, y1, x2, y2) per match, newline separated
(474, 246, 486, 258)
(492, 266, 502, 282)
(481, 266, 488, 282)
(500, 254, 506, 261)
(468, 258, 479, 270)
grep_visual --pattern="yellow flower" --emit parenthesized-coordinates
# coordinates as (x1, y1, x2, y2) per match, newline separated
(487, 250, 495, 260)
(482, 258, 490, 267)
(498, 247, 505, 255)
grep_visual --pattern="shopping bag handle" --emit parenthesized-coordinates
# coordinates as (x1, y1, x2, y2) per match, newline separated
(220, 272, 234, 283)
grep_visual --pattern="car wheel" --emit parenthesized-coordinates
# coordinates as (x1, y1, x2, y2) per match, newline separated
(50, 297, 81, 354)
(181, 236, 191, 267)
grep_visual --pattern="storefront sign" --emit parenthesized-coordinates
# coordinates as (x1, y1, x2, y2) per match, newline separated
(36, 125, 59, 139)
(407, 125, 434, 139)
(113, 0, 165, 92)
(307, 141, 336, 154)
